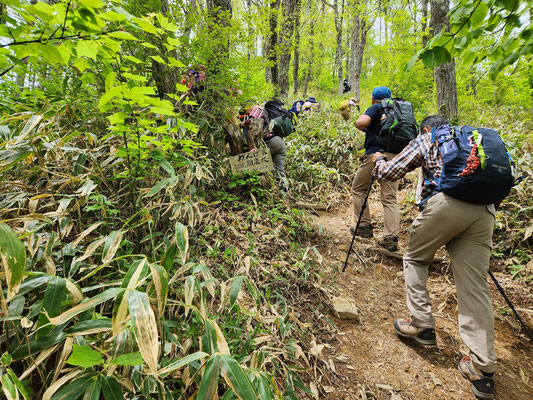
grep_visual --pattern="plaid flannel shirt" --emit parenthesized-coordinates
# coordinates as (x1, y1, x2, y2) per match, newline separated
(374, 132, 443, 202)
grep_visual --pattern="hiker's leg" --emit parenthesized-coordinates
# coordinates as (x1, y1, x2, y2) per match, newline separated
(380, 152, 400, 237)
(266, 137, 287, 185)
(350, 154, 373, 226)
(447, 202, 496, 373)
(403, 193, 465, 328)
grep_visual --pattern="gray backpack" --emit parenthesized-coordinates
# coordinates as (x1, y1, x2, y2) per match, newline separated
(377, 98, 418, 153)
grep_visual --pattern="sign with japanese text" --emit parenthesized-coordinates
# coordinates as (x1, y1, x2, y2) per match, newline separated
(229, 148, 274, 174)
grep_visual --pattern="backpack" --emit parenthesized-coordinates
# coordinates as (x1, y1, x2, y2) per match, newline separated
(377, 98, 418, 153)
(289, 100, 304, 117)
(264, 99, 295, 138)
(428, 125, 516, 205)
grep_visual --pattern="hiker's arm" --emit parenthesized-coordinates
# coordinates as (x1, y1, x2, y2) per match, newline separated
(373, 139, 424, 181)
(355, 114, 371, 131)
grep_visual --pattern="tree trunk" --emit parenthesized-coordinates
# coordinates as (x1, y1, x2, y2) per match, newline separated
(292, 0, 301, 94)
(225, 124, 245, 156)
(421, 0, 429, 46)
(303, 19, 314, 97)
(266, 0, 280, 85)
(349, 1, 372, 101)
(430, 0, 458, 122)
(277, 0, 297, 97)
(248, 118, 264, 150)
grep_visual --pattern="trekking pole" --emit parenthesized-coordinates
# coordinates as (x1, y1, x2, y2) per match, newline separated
(342, 176, 375, 272)
(488, 270, 533, 342)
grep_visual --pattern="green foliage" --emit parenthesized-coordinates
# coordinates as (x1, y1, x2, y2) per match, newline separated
(415, 0, 532, 78)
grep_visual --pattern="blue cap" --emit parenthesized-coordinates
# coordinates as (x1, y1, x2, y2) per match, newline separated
(372, 86, 391, 100)
(306, 97, 317, 103)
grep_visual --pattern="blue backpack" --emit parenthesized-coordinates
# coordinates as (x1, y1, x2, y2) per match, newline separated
(429, 125, 516, 205)
(289, 100, 304, 119)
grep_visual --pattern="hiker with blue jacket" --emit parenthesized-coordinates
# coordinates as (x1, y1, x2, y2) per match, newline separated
(372, 115, 499, 400)
(350, 86, 400, 251)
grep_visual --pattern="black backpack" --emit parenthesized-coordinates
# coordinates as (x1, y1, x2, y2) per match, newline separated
(263, 99, 295, 138)
(377, 98, 418, 153)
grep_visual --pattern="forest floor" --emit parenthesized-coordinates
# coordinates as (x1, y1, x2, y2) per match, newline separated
(306, 188, 533, 400)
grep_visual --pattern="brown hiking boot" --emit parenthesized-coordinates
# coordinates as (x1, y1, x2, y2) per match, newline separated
(458, 355, 495, 399)
(378, 235, 398, 252)
(349, 224, 373, 238)
(393, 318, 436, 345)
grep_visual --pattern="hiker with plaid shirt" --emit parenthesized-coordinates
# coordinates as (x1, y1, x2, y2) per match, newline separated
(373, 115, 497, 400)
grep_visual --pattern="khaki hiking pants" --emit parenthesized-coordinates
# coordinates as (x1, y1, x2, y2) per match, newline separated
(351, 152, 400, 237)
(404, 192, 497, 373)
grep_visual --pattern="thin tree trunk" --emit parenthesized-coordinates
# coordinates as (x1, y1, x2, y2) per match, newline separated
(267, 0, 280, 85)
(421, 0, 429, 47)
(430, 0, 458, 122)
(303, 18, 314, 97)
(277, 0, 297, 97)
(292, 0, 301, 94)
(349, 1, 372, 101)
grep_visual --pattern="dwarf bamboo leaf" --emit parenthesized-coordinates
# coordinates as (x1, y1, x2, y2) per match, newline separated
(99, 376, 123, 400)
(127, 290, 159, 373)
(219, 354, 259, 400)
(49, 288, 125, 325)
(5, 369, 28, 400)
(36, 276, 66, 338)
(0, 223, 26, 299)
(159, 351, 209, 375)
(101, 231, 123, 263)
(197, 354, 220, 400)
(229, 276, 243, 310)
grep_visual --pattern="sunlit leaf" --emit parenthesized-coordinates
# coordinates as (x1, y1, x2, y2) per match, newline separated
(66, 345, 104, 369)
(0, 223, 26, 298)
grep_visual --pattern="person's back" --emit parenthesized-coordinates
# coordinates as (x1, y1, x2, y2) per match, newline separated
(349, 86, 400, 252)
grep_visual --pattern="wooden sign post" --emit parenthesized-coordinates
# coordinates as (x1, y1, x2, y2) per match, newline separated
(229, 148, 274, 174)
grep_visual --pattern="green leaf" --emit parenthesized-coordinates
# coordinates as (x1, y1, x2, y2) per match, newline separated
(229, 276, 243, 310)
(36, 276, 67, 338)
(112, 352, 143, 366)
(105, 71, 116, 91)
(1, 373, 16, 400)
(159, 351, 209, 375)
(79, 0, 105, 8)
(0, 223, 26, 298)
(82, 380, 101, 400)
(49, 288, 125, 325)
(51, 373, 96, 400)
(66, 345, 104, 369)
(198, 355, 220, 400)
(107, 31, 138, 41)
(134, 18, 158, 34)
(150, 55, 165, 64)
(99, 376, 123, 400)
(1, 352, 13, 366)
(175, 223, 189, 264)
(6, 369, 29, 400)
(421, 46, 448, 69)
(470, 1, 489, 28)
(145, 178, 170, 197)
(76, 41, 98, 60)
(219, 354, 259, 400)
(405, 51, 419, 72)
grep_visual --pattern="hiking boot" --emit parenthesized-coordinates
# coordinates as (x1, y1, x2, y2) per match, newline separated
(393, 318, 436, 345)
(378, 235, 398, 252)
(458, 355, 495, 400)
(349, 224, 373, 238)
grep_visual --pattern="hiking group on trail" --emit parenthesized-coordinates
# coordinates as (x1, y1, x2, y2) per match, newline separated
(230, 84, 519, 399)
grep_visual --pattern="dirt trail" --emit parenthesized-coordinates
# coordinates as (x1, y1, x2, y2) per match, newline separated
(310, 195, 533, 400)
